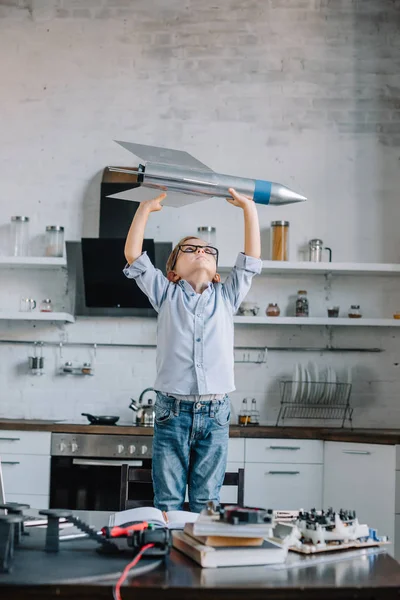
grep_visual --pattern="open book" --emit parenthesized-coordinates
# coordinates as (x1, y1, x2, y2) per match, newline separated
(108, 506, 199, 530)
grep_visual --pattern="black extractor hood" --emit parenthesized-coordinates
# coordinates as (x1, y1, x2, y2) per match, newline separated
(66, 167, 172, 317)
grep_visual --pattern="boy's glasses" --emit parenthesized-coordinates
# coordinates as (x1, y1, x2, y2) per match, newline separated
(171, 244, 219, 270)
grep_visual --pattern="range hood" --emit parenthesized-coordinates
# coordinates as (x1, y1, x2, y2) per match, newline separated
(66, 167, 172, 317)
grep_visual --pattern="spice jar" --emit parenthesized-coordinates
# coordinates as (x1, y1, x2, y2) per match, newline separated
(45, 226, 64, 257)
(238, 398, 251, 426)
(10, 216, 30, 256)
(271, 221, 289, 261)
(40, 299, 53, 313)
(266, 303, 280, 317)
(296, 290, 309, 317)
(348, 305, 362, 318)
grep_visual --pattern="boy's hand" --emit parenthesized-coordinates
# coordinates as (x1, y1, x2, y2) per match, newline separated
(139, 192, 167, 213)
(226, 188, 254, 209)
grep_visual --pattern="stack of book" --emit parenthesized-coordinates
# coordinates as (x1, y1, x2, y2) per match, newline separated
(172, 518, 287, 568)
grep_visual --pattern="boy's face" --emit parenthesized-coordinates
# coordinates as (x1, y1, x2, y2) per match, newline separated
(173, 237, 218, 281)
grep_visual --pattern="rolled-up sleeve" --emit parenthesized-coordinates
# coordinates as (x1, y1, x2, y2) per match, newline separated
(222, 253, 262, 313)
(123, 251, 169, 312)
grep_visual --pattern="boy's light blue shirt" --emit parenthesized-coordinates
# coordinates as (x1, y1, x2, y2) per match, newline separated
(123, 252, 262, 395)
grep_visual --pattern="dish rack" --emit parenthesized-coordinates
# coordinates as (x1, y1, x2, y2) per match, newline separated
(276, 381, 353, 428)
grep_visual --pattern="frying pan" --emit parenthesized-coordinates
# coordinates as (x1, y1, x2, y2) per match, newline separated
(81, 413, 120, 426)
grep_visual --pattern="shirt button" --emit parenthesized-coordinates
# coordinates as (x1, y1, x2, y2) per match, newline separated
(197, 313, 201, 317)
(197, 363, 201, 367)
(196, 338, 201, 342)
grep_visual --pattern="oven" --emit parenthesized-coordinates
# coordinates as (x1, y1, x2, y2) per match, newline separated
(50, 433, 153, 511)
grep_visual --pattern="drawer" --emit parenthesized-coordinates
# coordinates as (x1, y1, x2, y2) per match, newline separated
(244, 463, 323, 509)
(396, 515, 400, 562)
(0, 430, 51, 455)
(396, 446, 400, 470)
(1, 455, 50, 495)
(5, 493, 49, 510)
(227, 439, 245, 463)
(245, 439, 323, 464)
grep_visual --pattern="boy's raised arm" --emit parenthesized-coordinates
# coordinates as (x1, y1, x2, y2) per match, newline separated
(227, 187, 261, 259)
(124, 193, 166, 264)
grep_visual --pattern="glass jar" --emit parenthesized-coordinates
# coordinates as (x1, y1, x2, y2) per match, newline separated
(197, 226, 216, 248)
(10, 216, 30, 256)
(45, 226, 64, 257)
(40, 298, 53, 313)
(296, 290, 309, 317)
(271, 221, 289, 261)
(348, 304, 362, 318)
(266, 303, 280, 317)
(238, 398, 251, 426)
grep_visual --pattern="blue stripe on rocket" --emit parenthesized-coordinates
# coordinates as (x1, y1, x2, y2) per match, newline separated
(253, 180, 271, 205)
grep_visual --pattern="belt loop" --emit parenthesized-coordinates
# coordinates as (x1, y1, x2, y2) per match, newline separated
(209, 401, 215, 418)
(173, 398, 180, 416)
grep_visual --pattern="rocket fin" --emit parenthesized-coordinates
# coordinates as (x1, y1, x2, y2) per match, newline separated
(115, 141, 213, 172)
(107, 186, 209, 208)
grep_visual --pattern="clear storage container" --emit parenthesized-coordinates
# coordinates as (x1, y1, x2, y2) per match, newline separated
(11, 216, 29, 256)
(197, 226, 216, 248)
(45, 226, 64, 257)
(271, 221, 289, 261)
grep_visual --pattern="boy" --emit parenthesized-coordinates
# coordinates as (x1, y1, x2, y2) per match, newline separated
(123, 188, 261, 513)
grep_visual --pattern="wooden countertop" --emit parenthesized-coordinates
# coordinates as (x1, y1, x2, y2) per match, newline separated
(0, 419, 400, 444)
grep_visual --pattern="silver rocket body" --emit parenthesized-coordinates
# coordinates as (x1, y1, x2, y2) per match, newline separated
(107, 141, 306, 208)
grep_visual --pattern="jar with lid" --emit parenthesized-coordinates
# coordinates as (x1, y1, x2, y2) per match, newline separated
(348, 304, 362, 318)
(266, 303, 280, 317)
(40, 299, 53, 313)
(10, 216, 30, 256)
(45, 226, 64, 257)
(296, 290, 309, 317)
(271, 221, 289, 261)
(197, 226, 216, 248)
(238, 398, 251, 426)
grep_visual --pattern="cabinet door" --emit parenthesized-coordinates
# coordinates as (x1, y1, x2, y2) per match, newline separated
(1, 455, 50, 495)
(323, 442, 396, 547)
(0, 430, 51, 455)
(244, 463, 323, 509)
(5, 493, 49, 510)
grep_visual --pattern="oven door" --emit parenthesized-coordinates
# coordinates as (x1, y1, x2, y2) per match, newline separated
(50, 457, 153, 511)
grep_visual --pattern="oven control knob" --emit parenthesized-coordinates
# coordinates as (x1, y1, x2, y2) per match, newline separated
(141, 445, 148, 455)
(71, 442, 78, 453)
(59, 442, 66, 453)
(117, 444, 125, 454)
(129, 445, 136, 455)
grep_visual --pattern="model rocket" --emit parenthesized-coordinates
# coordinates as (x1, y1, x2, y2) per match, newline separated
(107, 141, 306, 208)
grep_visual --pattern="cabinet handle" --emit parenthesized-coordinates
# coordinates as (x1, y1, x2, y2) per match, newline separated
(268, 446, 301, 451)
(1, 461, 20, 465)
(0, 437, 20, 442)
(267, 471, 300, 475)
(342, 450, 371, 455)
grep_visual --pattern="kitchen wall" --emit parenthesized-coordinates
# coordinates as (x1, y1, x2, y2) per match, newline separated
(0, 0, 400, 427)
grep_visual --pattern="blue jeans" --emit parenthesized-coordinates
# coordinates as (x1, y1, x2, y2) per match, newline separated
(152, 392, 230, 513)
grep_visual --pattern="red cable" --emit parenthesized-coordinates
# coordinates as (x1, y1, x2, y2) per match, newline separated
(113, 543, 155, 600)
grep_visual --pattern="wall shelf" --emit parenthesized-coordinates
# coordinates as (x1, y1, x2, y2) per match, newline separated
(0, 312, 75, 323)
(220, 261, 400, 276)
(233, 316, 400, 327)
(0, 256, 66, 269)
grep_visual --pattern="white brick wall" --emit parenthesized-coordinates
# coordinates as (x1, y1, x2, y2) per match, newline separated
(0, 0, 400, 427)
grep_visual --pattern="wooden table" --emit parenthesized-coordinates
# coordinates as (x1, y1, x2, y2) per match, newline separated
(1, 511, 400, 599)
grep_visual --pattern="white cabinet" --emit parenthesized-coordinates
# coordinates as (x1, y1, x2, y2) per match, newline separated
(323, 441, 396, 554)
(0, 430, 51, 509)
(244, 439, 323, 509)
(227, 438, 245, 463)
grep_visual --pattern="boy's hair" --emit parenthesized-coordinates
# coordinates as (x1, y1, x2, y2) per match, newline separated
(166, 235, 199, 274)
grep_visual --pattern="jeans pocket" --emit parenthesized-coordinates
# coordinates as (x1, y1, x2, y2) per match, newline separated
(215, 398, 230, 427)
(155, 402, 174, 425)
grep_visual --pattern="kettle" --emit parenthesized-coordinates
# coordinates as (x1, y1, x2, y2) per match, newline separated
(129, 387, 156, 427)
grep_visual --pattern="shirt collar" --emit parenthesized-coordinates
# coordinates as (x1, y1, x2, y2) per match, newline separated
(179, 279, 213, 296)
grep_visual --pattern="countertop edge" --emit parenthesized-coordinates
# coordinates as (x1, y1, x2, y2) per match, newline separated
(0, 421, 399, 444)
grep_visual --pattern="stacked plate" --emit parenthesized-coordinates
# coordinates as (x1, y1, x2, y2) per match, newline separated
(290, 362, 352, 404)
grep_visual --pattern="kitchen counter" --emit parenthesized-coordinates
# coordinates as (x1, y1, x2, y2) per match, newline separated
(1, 419, 400, 444)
